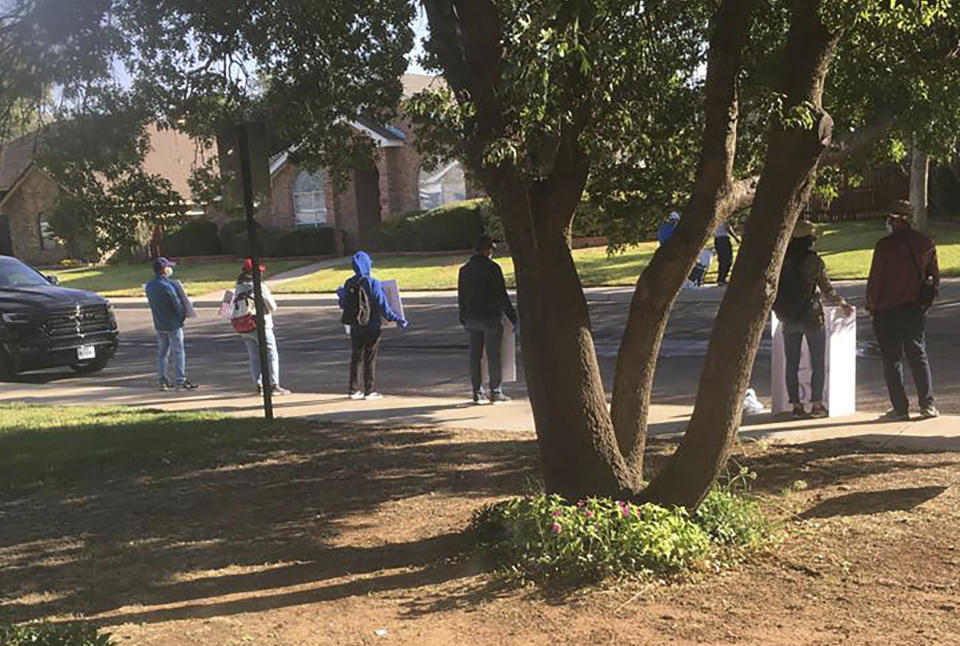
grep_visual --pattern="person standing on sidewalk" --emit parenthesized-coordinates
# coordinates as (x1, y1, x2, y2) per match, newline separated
(337, 251, 408, 400)
(867, 200, 940, 420)
(145, 257, 197, 391)
(458, 234, 518, 404)
(714, 218, 740, 286)
(232, 258, 291, 396)
(773, 221, 853, 419)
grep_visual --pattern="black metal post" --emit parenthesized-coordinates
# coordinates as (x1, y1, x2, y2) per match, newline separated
(238, 124, 274, 420)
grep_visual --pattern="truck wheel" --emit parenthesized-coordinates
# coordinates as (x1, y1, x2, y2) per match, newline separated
(70, 354, 111, 375)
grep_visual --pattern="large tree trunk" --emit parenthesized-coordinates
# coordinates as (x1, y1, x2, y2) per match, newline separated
(494, 168, 640, 499)
(643, 0, 841, 509)
(610, 0, 755, 476)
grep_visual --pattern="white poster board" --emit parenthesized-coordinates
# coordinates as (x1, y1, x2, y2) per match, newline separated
(771, 306, 856, 416)
(380, 279, 405, 328)
(171, 279, 197, 318)
(480, 315, 517, 383)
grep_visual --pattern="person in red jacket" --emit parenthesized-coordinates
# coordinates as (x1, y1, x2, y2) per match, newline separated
(866, 200, 939, 421)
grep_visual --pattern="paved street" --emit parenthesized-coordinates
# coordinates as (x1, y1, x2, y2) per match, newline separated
(6, 280, 959, 415)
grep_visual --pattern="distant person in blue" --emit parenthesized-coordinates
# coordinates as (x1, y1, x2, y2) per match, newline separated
(337, 251, 408, 400)
(144, 257, 197, 391)
(657, 212, 681, 246)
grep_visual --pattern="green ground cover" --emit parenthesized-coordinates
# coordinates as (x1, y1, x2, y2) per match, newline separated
(48, 259, 312, 297)
(45, 220, 960, 296)
(0, 403, 293, 494)
(278, 220, 960, 292)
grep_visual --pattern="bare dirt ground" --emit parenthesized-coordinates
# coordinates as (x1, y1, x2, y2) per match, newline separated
(3, 423, 960, 645)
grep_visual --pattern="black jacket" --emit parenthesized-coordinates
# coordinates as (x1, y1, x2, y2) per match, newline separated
(457, 254, 517, 324)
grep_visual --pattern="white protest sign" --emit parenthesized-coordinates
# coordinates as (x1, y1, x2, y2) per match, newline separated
(771, 306, 856, 416)
(480, 315, 517, 383)
(379, 279, 406, 328)
(171, 279, 197, 318)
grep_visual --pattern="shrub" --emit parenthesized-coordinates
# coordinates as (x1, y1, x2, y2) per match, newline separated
(696, 466, 770, 549)
(219, 219, 252, 255)
(263, 227, 336, 256)
(227, 222, 335, 258)
(380, 198, 489, 251)
(0, 621, 114, 646)
(163, 218, 221, 257)
(695, 488, 769, 549)
(471, 494, 713, 583)
(471, 489, 771, 584)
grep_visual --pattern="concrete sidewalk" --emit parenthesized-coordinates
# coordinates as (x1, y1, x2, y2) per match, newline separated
(4, 382, 958, 451)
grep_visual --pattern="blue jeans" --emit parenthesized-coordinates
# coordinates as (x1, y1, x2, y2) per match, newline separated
(241, 328, 279, 387)
(156, 328, 186, 385)
(783, 326, 826, 404)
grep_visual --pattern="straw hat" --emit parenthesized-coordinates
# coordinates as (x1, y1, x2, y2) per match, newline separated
(791, 220, 819, 239)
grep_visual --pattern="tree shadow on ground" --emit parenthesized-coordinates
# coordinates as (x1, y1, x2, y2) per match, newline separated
(797, 486, 947, 519)
(643, 437, 960, 497)
(0, 416, 539, 625)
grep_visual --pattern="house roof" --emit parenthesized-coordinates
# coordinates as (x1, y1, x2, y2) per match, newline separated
(353, 115, 407, 144)
(401, 73, 444, 97)
(141, 124, 217, 199)
(0, 132, 41, 192)
(0, 124, 213, 202)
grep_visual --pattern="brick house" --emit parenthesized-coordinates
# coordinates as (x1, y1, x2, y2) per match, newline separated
(0, 74, 474, 263)
(259, 73, 473, 253)
(0, 124, 213, 264)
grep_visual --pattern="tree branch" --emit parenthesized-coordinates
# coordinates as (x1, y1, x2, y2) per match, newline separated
(727, 108, 896, 214)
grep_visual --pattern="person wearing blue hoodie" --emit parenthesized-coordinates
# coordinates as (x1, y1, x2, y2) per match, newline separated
(144, 257, 197, 391)
(337, 251, 408, 400)
(657, 212, 681, 246)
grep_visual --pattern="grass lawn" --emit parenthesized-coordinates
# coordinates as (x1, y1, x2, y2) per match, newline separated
(3, 403, 958, 644)
(48, 258, 313, 297)
(0, 403, 291, 494)
(276, 219, 960, 293)
(44, 220, 960, 296)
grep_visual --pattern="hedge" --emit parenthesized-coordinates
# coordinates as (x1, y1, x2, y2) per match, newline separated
(229, 223, 336, 257)
(380, 198, 492, 252)
(163, 218, 222, 257)
(379, 197, 604, 252)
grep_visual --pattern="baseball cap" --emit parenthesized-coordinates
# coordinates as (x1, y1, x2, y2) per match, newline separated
(153, 257, 175, 273)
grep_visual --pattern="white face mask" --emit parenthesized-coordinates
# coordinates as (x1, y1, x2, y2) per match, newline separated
(163, 266, 174, 277)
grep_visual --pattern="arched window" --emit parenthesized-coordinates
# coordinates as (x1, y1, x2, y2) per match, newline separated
(418, 160, 466, 210)
(293, 170, 328, 226)
(37, 212, 56, 251)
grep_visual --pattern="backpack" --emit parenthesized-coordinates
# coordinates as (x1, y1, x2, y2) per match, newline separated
(231, 285, 257, 333)
(773, 255, 815, 323)
(340, 277, 372, 327)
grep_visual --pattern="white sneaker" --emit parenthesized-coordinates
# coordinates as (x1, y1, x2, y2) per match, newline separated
(742, 388, 765, 415)
(365, 392, 383, 400)
(349, 391, 365, 400)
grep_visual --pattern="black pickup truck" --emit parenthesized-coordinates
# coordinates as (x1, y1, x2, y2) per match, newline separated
(0, 255, 119, 380)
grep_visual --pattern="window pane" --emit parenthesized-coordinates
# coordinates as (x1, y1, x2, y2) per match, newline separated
(293, 170, 327, 226)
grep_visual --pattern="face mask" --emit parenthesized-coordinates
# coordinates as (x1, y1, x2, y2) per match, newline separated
(163, 266, 174, 277)
(885, 220, 894, 234)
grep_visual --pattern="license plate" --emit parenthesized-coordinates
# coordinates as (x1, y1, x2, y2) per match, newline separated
(77, 345, 95, 360)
